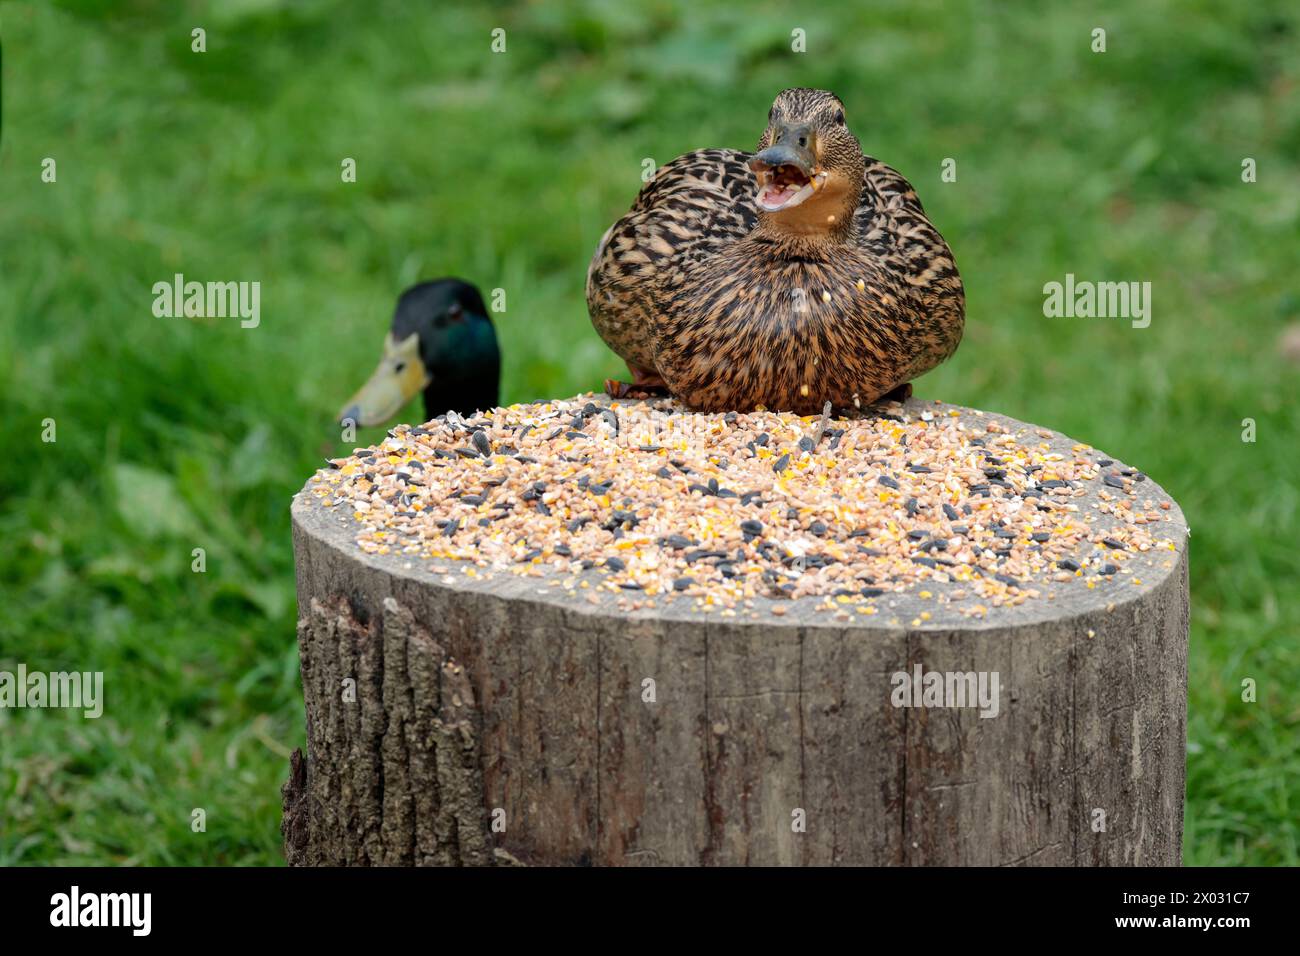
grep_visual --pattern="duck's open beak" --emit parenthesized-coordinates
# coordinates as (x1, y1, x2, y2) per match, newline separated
(749, 133, 826, 212)
(338, 331, 430, 427)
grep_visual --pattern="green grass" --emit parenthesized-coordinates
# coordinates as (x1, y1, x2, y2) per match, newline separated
(1, 0, 1297, 865)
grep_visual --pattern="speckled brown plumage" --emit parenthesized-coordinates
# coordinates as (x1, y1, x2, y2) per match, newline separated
(586, 88, 964, 415)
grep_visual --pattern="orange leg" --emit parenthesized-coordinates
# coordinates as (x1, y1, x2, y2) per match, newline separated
(604, 362, 670, 400)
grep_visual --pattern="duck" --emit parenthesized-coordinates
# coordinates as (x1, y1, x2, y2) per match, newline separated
(586, 88, 964, 415)
(338, 279, 500, 426)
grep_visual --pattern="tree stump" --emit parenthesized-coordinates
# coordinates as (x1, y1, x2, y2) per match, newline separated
(282, 397, 1189, 866)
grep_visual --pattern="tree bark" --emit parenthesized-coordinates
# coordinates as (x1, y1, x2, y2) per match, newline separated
(283, 399, 1189, 866)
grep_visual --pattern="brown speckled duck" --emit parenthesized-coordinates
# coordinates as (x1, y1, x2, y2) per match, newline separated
(586, 88, 964, 415)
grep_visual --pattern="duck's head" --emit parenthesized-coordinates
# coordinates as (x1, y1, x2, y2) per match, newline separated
(338, 279, 500, 427)
(748, 88, 865, 231)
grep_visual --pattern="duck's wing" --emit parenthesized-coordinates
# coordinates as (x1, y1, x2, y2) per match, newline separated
(587, 148, 756, 370)
(853, 156, 965, 365)
(855, 157, 959, 279)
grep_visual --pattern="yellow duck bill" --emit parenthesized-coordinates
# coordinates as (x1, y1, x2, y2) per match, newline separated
(338, 331, 430, 427)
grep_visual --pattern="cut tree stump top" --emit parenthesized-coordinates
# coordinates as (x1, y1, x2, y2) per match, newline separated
(293, 395, 1188, 633)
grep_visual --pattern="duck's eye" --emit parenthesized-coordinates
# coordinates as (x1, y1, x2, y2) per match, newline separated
(394, 361, 407, 373)
(834, 109, 845, 125)
(448, 303, 464, 322)
(797, 135, 808, 148)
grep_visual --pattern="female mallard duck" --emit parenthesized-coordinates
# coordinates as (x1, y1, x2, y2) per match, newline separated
(586, 88, 964, 415)
(339, 279, 500, 426)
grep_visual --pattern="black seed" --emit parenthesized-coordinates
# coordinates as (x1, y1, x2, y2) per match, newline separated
(810, 521, 827, 535)
(860, 587, 885, 598)
(1098, 563, 1119, 575)
(741, 520, 764, 536)
(536, 502, 551, 516)
(442, 518, 460, 537)
(656, 466, 673, 478)
(1032, 532, 1050, 542)
(1102, 537, 1126, 550)
(943, 503, 960, 521)
(909, 465, 933, 474)
(522, 549, 542, 562)
(567, 517, 591, 533)
(707, 477, 719, 493)
(994, 573, 1021, 587)
(878, 475, 900, 490)
(1098, 458, 1113, 467)
(639, 445, 662, 452)
(798, 436, 815, 453)
(912, 556, 937, 568)
(554, 544, 571, 556)
(455, 447, 478, 459)
(1103, 475, 1126, 489)
(773, 453, 791, 473)
(600, 409, 619, 433)
(673, 577, 695, 591)
(905, 497, 919, 515)
(1057, 558, 1081, 571)
(604, 557, 626, 572)
(724, 411, 738, 424)
(662, 534, 693, 550)
(461, 495, 485, 506)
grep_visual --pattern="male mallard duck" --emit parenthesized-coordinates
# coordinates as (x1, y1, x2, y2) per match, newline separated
(586, 88, 964, 414)
(339, 279, 500, 426)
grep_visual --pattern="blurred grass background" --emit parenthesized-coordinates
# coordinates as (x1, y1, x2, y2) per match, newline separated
(1, 0, 1297, 865)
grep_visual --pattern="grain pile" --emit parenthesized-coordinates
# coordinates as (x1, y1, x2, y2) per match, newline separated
(307, 395, 1179, 619)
